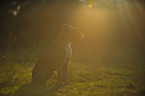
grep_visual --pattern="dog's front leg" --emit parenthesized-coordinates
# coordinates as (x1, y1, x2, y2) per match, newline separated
(57, 66, 63, 86)
(62, 62, 68, 84)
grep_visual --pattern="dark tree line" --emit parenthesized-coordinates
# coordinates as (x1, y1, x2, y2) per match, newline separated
(0, 0, 77, 56)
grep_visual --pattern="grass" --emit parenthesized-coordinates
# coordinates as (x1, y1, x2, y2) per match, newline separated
(0, 54, 145, 96)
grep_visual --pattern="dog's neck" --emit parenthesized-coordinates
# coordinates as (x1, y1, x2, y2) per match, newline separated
(52, 32, 72, 47)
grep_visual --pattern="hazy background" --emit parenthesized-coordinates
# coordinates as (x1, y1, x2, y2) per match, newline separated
(0, 0, 145, 64)
(0, 0, 145, 95)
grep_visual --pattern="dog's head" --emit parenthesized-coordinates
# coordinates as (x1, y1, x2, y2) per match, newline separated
(62, 24, 84, 42)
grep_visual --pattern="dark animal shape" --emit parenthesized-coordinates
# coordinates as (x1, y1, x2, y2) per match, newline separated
(32, 24, 84, 85)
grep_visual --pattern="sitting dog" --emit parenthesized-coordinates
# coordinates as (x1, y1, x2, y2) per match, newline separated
(32, 24, 84, 85)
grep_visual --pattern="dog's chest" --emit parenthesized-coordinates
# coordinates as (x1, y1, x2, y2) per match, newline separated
(64, 43, 72, 64)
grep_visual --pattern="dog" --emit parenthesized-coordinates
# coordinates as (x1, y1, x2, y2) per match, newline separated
(31, 24, 84, 85)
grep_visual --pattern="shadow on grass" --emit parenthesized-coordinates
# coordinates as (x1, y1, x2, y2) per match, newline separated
(14, 83, 60, 96)
(0, 81, 13, 90)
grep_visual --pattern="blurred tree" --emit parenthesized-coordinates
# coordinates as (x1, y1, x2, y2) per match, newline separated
(0, 0, 76, 56)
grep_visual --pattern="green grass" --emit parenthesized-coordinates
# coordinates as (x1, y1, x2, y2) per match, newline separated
(0, 56, 145, 96)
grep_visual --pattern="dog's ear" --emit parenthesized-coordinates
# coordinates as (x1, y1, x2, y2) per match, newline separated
(62, 23, 70, 31)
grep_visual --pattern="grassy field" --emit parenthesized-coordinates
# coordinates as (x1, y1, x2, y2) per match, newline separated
(0, 54, 145, 96)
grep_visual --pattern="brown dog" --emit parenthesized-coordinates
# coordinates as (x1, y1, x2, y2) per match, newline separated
(31, 24, 84, 85)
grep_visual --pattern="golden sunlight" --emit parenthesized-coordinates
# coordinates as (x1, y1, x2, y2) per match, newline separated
(0, 0, 145, 96)
(88, 4, 93, 8)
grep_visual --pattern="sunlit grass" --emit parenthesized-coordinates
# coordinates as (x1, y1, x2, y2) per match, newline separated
(0, 56, 144, 96)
